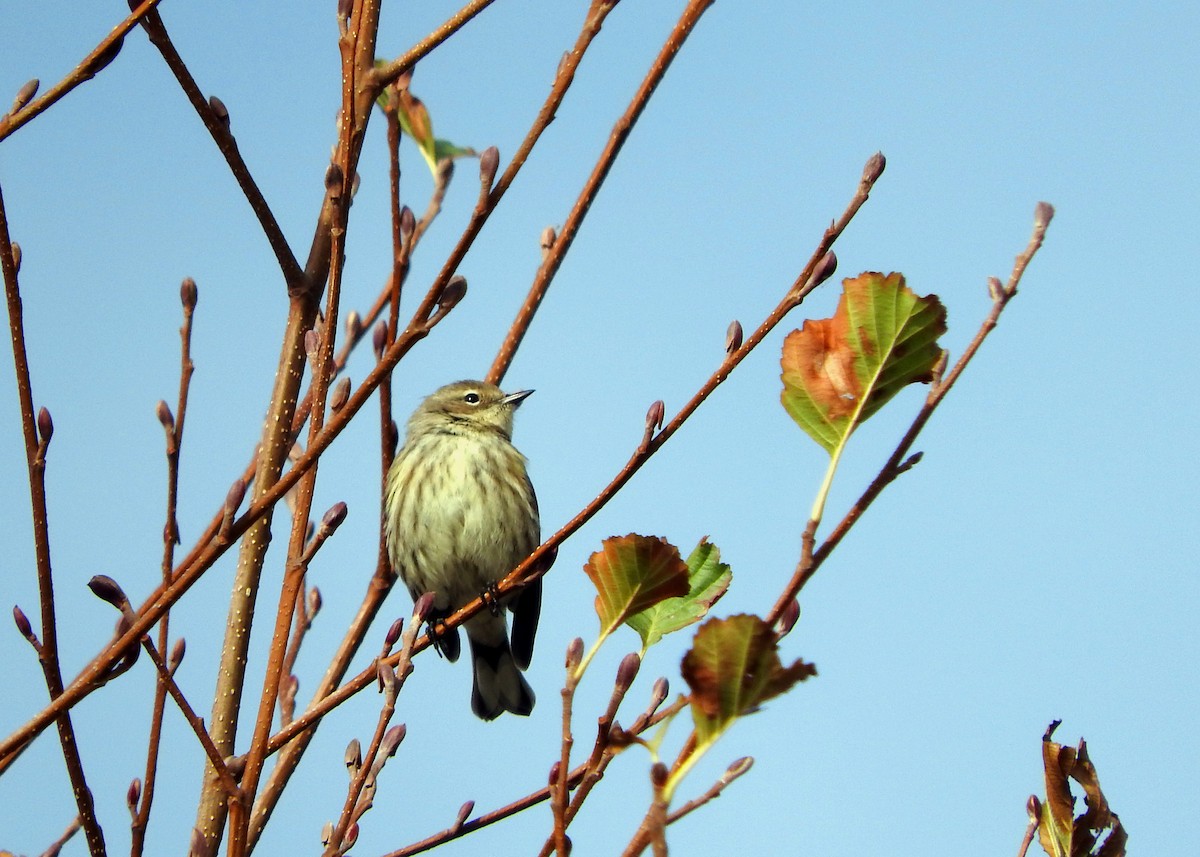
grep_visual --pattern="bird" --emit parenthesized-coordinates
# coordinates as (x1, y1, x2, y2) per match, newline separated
(384, 380, 544, 719)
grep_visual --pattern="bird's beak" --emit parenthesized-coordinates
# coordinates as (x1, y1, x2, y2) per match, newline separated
(502, 389, 534, 407)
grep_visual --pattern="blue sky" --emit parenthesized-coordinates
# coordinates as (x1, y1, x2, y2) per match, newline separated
(1, 1, 1196, 854)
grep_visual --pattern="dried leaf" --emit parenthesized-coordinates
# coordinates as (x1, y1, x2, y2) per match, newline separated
(626, 538, 732, 650)
(681, 614, 816, 742)
(582, 534, 690, 633)
(1036, 724, 1127, 857)
(780, 272, 946, 454)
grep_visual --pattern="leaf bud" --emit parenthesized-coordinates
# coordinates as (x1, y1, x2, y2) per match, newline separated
(330, 377, 351, 411)
(88, 574, 131, 613)
(36, 407, 53, 444)
(479, 146, 499, 191)
(650, 761, 669, 788)
(1035, 201, 1055, 229)
(774, 599, 799, 638)
(169, 637, 187, 670)
(863, 151, 886, 184)
(615, 652, 641, 693)
(400, 206, 416, 244)
(308, 586, 323, 617)
(810, 251, 838, 289)
(725, 756, 753, 779)
(180, 276, 198, 312)
(156, 400, 175, 434)
(438, 275, 467, 312)
(12, 605, 33, 640)
(126, 778, 142, 814)
(12, 78, 39, 113)
(455, 800, 474, 827)
(344, 310, 361, 342)
(372, 319, 388, 360)
(384, 618, 404, 648)
(319, 496, 348, 530)
(225, 478, 246, 516)
(565, 637, 584, 670)
(10, 242, 20, 273)
(645, 400, 665, 434)
(412, 591, 436, 623)
(381, 723, 406, 757)
(344, 738, 362, 772)
(208, 95, 230, 130)
(88, 34, 124, 76)
(725, 320, 743, 354)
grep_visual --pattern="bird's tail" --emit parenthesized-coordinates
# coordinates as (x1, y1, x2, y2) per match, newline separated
(468, 632, 534, 720)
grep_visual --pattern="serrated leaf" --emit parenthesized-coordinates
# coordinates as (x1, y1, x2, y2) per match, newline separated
(583, 535, 690, 633)
(626, 538, 732, 650)
(1036, 726, 1126, 857)
(681, 614, 816, 743)
(780, 272, 947, 454)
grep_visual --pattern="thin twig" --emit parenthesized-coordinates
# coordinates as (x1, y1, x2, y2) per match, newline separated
(372, 0, 499, 89)
(488, 0, 713, 385)
(133, 279, 198, 855)
(1, 182, 107, 855)
(0, 0, 165, 142)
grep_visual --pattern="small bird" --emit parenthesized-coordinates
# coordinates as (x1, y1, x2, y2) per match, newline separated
(384, 380, 544, 719)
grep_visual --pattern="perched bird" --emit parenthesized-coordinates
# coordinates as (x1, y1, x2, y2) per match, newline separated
(384, 380, 544, 719)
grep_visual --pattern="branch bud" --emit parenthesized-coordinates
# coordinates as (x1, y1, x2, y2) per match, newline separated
(10, 242, 20, 273)
(645, 400, 665, 434)
(809, 251, 838, 290)
(565, 637, 584, 671)
(651, 676, 669, 707)
(88, 574, 132, 614)
(308, 586, 323, 617)
(208, 96, 230, 131)
(304, 328, 321, 362)
(437, 275, 467, 313)
(180, 277, 198, 312)
(615, 652, 641, 693)
(156, 400, 175, 435)
(344, 738, 362, 772)
(774, 599, 799, 639)
(479, 146, 499, 192)
(987, 276, 1005, 302)
(384, 618, 404, 648)
(169, 637, 187, 671)
(862, 151, 886, 184)
(88, 34, 124, 76)
(400, 206, 416, 244)
(548, 760, 561, 786)
(380, 723, 406, 757)
(540, 225, 557, 261)
(330, 377, 351, 412)
(12, 78, 39, 113)
(724, 320, 743, 355)
(126, 778, 142, 816)
(225, 478, 246, 516)
(324, 163, 344, 192)
(12, 604, 33, 640)
(377, 659, 397, 694)
(455, 800, 474, 829)
(372, 320, 388, 360)
(1034, 201, 1055, 230)
(344, 310, 362, 343)
(1026, 794, 1041, 821)
(650, 761, 669, 788)
(725, 756, 754, 780)
(36, 407, 53, 444)
(412, 591, 436, 623)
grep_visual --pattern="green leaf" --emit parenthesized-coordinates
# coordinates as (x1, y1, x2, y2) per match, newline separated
(373, 62, 475, 177)
(626, 538, 731, 650)
(681, 614, 816, 743)
(582, 535, 690, 633)
(780, 272, 947, 454)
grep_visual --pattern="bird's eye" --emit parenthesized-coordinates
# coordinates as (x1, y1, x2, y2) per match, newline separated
(463, 392, 481, 405)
